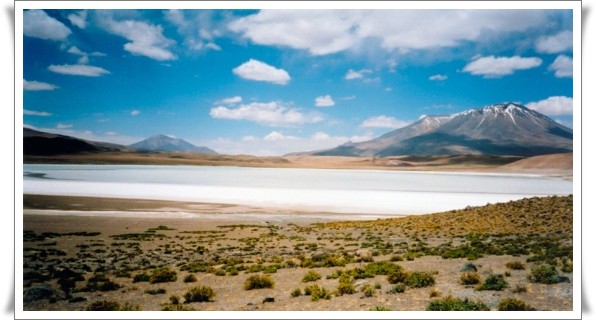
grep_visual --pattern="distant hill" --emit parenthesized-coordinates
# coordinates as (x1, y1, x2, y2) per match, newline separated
(24, 128, 130, 155)
(312, 103, 572, 157)
(129, 134, 218, 154)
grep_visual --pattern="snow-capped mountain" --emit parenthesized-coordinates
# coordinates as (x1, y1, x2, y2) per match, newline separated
(130, 134, 218, 154)
(314, 103, 572, 157)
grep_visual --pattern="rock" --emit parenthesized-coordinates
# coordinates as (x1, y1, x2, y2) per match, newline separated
(262, 297, 275, 303)
(460, 262, 477, 272)
(23, 284, 55, 303)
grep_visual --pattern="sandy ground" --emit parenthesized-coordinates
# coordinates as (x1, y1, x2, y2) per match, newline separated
(20, 194, 573, 312)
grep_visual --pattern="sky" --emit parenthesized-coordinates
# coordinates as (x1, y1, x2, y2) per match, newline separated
(21, 7, 575, 156)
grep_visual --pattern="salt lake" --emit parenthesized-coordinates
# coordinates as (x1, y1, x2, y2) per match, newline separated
(22, 164, 573, 215)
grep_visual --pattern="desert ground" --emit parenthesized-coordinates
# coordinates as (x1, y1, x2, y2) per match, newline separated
(22, 193, 573, 312)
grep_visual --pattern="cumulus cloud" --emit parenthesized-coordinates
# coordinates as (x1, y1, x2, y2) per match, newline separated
(67, 10, 87, 29)
(429, 74, 447, 81)
(535, 30, 572, 54)
(463, 55, 542, 78)
(165, 9, 224, 52)
(264, 131, 299, 142)
(311, 131, 330, 141)
(526, 96, 573, 116)
(210, 101, 321, 127)
(360, 115, 410, 129)
(99, 14, 176, 61)
(219, 96, 242, 104)
(229, 10, 550, 55)
(23, 80, 58, 91)
(24, 109, 52, 117)
(345, 69, 372, 80)
(315, 95, 335, 107)
(23, 9, 71, 41)
(48, 64, 110, 77)
(548, 55, 572, 78)
(241, 135, 257, 142)
(130, 110, 141, 116)
(232, 59, 291, 85)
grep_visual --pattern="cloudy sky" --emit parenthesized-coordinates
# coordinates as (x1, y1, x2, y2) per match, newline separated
(21, 7, 574, 155)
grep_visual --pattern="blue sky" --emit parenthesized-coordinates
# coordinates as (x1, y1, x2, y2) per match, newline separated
(21, 8, 574, 155)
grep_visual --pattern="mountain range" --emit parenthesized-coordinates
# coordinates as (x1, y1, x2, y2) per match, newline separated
(310, 102, 572, 157)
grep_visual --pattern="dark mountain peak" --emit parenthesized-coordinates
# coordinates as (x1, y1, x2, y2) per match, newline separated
(130, 134, 217, 154)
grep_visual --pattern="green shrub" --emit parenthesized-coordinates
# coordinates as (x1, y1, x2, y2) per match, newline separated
(387, 269, 408, 284)
(505, 261, 525, 270)
(169, 295, 180, 305)
(214, 269, 226, 276)
(82, 274, 121, 292)
(290, 288, 302, 297)
(364, 261, 402, 276)
(477, 274, 508, 291)
(183, 286, 215, 303)
(405, 271, 435, 288)
(460, 272, 480, 285)
(528, 264, 560, 284)
(498, 298, 535, 311)
(149, 268, 177, 284)
(369, 306, 391, 311)
(145, 288, 166, 295)
(183, 274, 197, 283)
(302, 270, 322, 283)
(361, 284, 375, 297)
(335, 282, 356, 296)
(304, 285, 331, 301)
(387, 283, 406, 294)
(426, 295, 490, 311)
(390, 255, 403, 262)
(244, 275, 275, 290)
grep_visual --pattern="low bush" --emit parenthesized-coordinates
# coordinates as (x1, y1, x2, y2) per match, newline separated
(387, 269, 408, 284)
(476, 274, 508, 291)
(290, 288, 302, 297)
(304, 285, 331, 301)
(505, 261, 525, 270)
(361, 284, 375, 297)
(132, 272, 150, 283)
(369, 306, 391, 311)
(244, 275, 275, 290)
(387, 283, 406, 294)
(149, 268, 177, 284)
(145, 288, 166, 295)
(426, 295, 490, 311)
(429, 288, 441, 298)
(460, 272, 480, 285)
(405, 271, 435, 288)
(183, 286, 215, 303)
(183, 274, 197, 283)
(528, 264, 560, 284)
(498, 298, 535, 311)
(302, 270, 321, 283)
(335, 282, 356, 296)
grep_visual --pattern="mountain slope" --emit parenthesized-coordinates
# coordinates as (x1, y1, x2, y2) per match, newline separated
(24, 128, 131, 155)
(130, 134, 217, 154)
(315, 103, 572, 157)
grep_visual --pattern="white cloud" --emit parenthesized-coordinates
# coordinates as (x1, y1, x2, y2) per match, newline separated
(165, 9, 224, 52)
(229, 10, 549, 55)
(48, 64, 110, 77)
(526, 96, 573, 116)
(23, 79, 58, 91)
(264, 131, 299, 142)
(130, 110, 141, 116)
(232, 59, 290, 85)
(535, 30, 572, 54)
(548, 55, 572, 78)
(311, 131, 330, 141)
(315, 95, 335, 107)
(349, 134, 375, 143)
(23, 10, 71, 41)
(67, 10, 87, 29)
(360, 115, 410, 129)
(429, 74, 448, 81)
(210, 101, 321, 127)
(56, 123, 73, 129)
(241, 135, 257, 142)
(24, 109, 52, 117)
(99, 15, 176, 61)
(219, 96, 242, 104)
(462, 55, 542, 78)
(345, 69, 372, 80)
(105, 131, 117, 136)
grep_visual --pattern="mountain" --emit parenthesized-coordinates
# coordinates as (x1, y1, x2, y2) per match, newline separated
(314, 103, 572, 157)
(129, 134, 217, 154)
(24, 128, 130, 155)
